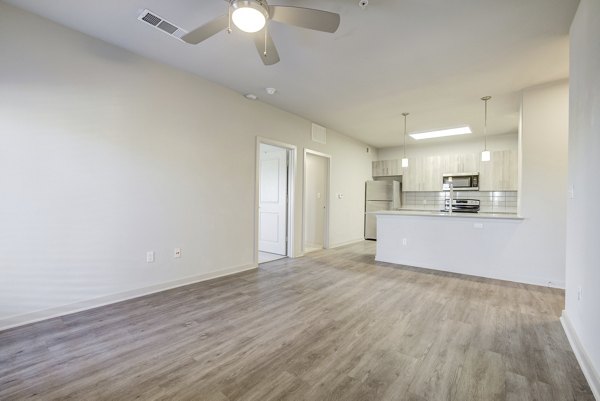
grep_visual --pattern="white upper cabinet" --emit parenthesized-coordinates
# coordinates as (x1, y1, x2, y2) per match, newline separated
(376, 149, 517, 192)
(444, 153, 478, 174)
(479, 150, 518, 191)
(402, 156, 443, 192)
(372, 159, 401, 177)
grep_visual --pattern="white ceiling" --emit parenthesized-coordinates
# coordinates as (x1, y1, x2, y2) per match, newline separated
(4, 0, 578, 148)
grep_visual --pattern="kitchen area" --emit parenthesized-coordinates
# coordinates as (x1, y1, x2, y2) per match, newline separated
(360, 80, 568, 290)
(361, 92, 564, 284)
(364, 143, 528, 283)
(365, 142, 520, 237)
(357, 80, 569, 291)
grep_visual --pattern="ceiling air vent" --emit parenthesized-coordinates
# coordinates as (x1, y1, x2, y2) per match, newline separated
(137, 9, 187, 40)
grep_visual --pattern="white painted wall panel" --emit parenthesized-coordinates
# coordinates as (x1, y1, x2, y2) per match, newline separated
(565, 0, 600, 397)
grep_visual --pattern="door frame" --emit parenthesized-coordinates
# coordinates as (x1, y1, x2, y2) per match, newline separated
(255, 137, 296, 265)
(302, 148, 331, 254)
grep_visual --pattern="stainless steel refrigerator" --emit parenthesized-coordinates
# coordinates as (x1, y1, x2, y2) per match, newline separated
(365, 180, 401, 240)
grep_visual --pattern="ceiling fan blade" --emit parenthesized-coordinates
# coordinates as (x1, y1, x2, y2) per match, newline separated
(269, 6, 340, 33)
(181, 15, 228, 44)
(253, 30, 280, 65)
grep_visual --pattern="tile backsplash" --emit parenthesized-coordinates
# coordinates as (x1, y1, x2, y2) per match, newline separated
(402, 191, 518, 214)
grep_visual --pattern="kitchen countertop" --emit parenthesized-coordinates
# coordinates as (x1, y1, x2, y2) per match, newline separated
(373, 209, 524, 220)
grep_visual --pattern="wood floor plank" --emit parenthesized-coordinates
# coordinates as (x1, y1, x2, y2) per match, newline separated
(0, 241, 593, 401)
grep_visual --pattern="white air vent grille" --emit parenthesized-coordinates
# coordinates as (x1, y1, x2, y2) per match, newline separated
(311, 123, 327, 144)
(138, 9, 187, 40)
(141, 12, 161, 26)
(157, 20, 178, 35)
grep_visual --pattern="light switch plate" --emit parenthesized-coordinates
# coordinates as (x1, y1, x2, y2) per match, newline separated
(146, 251, 155, 263)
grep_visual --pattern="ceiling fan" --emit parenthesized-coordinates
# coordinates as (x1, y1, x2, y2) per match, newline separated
(181, 0, 341, 65)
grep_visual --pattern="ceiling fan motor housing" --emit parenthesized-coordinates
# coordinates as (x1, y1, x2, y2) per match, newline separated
(231, 0, 270, 19)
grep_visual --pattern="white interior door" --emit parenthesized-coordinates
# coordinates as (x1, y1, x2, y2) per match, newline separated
(259, 144, 288, 255)
(304, 152, 328, 251)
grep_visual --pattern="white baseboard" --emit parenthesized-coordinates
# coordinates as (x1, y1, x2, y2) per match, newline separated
(561, 311, 600, 400)
(374, 256, 565, 289)
(0, 263, 257, 333)
(328, 238, 366, 249)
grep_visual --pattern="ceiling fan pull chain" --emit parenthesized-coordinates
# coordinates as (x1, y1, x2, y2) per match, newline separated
(227, 2, 232, 34)
(264, 23, 268, 57)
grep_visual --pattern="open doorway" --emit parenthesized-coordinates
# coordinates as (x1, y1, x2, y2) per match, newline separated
(303, 149, 331, 254)
(256, 139, 296, 264)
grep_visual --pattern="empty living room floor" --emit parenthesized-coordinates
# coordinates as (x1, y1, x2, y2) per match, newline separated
(0, 241, 593, 400)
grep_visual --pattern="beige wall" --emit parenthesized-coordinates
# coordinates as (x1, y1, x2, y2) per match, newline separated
(0, 3, 376, 328)
(565, 0, 600, 396)
(518, 80, 569, 286)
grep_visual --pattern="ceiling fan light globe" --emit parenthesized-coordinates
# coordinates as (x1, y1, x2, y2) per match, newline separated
(232, 4, 267, 33)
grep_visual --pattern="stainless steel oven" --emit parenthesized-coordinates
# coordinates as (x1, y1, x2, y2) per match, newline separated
(443, 198, 480, 213)
(442, 173, 479, 191)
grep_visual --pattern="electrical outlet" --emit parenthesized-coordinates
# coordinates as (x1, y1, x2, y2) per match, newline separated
(473, 223, 484, 229)
(569, 185, 575, 199)
(577, 286, 582, 301)
(174, 248, 182, 258)
(402, 238, 407, 246)
(146, 251, 155, 263)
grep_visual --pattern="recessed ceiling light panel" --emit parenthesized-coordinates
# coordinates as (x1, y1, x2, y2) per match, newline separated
(409, 126, 472, 140)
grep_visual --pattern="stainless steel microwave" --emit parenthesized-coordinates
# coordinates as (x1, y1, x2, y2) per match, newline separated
(442, 173, 479, 191)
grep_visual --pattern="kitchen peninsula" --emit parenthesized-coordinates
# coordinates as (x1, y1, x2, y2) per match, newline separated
(371, 210, 556, 287)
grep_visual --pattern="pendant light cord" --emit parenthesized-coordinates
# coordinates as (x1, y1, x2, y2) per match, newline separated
(264, 23, 268, 57)
(484, 99, 488, 151)
(481, 96, 491, 151)
(402, 112, 409, 158)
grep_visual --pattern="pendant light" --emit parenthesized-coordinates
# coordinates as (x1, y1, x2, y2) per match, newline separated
(481, 96, 492, 162)
(402, 112, 410, 168)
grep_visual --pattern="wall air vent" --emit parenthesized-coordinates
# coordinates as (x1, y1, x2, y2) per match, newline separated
(311, 123, 327, 144)
(137, 9, 187, 40)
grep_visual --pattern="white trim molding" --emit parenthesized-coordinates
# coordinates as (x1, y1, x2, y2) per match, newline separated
(255, 137, 298, 261)
(0, 263, 257, 333)
(561, 310, 600, 400)
(302, 148, 332, 254)
(329, 238, 366, 249)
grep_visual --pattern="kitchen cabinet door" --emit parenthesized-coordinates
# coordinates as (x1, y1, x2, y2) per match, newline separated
(373, 159, 401, 177)
(502, 150, 518, 190)
(402, 157, 420, 191)
(479, 150, 518, 191)
(372, 161, 383, 177)
(446, 154, 460, 173)
(422, 155, 443, 191)
(445, 153, 478, 173)
(461, 153, 478, 173)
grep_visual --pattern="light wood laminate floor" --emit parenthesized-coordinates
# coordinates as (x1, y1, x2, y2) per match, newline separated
(0, 241, 593, 400)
